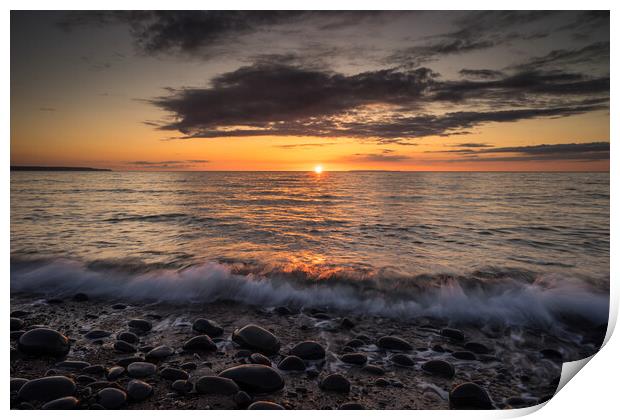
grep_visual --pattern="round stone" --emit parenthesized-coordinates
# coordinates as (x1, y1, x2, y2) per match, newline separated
(391, 353, 414, 367)
(248, 401, 284, 410)
(159, 367, 189, 381)
(114, 340, 136, 353)
(377, 336, 412, 351)
(116, 356, 144, 367)
(250, 352, 271, 366)
(464, 342, 491, 354)
(11, 317, 24, 331)
(10, 377, 28, 393)
(192, 318, 224, 336)
(362, 365, 385, 375)
(183, 335, 216, 352)
(117, 331, 139, 344)
(82, 364, 106, 375)
(234, 390, 252, 408)
(97, 387, 127, 409)
(232, 324, 280, 355)
(128, 319, 152, 332)
(106, 366, 125, 380)
(56, 360, 90, 370)
(449, 382, 494, 409)
(42, 396, 79, 409)
(127, 379, 153, 401)
(341, 353, 367, 365)
(127, 362, 157, 378)
(18, 328, 70, 357)
(146, 345, 174, 361)
(290, 341, 325, 360)
(18, 376, 76, 403)
(422, 360, 455, 378)
(345, 339, 364, 348)
(171, 379, 193, 394)
(196, 376, 240, 395)
(320, 374, 350, 393)
(84, 330, 112, 339)
(278, 355, 306, 371)
(219, 364, 284, 393)
(440, 328, 465, 341)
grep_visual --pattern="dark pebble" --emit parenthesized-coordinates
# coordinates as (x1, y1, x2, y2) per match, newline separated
(196, 376, 240, 395)
(374, 378, 390, 387)
(180, 362, 197, 371)
(56, 360, 90, 370)
(250, 352, 272, 366)
(82, 364, 106, 376)
(449, 382, 494, 409)
(76, 375, 97, 385)
(114, 340, 137, 353)
(192, 318, 224, 337)
(234, 390, 252, 408)
(248, 401, 284, 410)
(42, 396, 79, 409)
(341, 353, 367, 365)
(290, 341, 326, 360)
(341, 318, 355, 329)
(84, 330, 112, 339)
(128, 319, 152, 332)
(127, 379, 153, 401)
(377, 336, 413, 351)
(183, 335, 217, 352)
(10, 377, 28, 393)
(97, 387, 127, 409)
(171, 379, 193, 394)
(345, 339, 364, 348)
(391, 353, 414, 367)
(11, 317, 24, 331)
(18, 376, 76, 403)
(11, 310, 30, 318)
(232, 324, 280, 355)
(160, 367, 189, 381)
(127, 362, 157, 378)
(18, 328, 70, 357)
(320, 374, 350, 393)
(422, 360, 455, 378)
(235, 349, 253, 358)
(362, 365, 385, 375)
(219, 364, 284, 393)
(541, 349, 563, 361)
(278, 355, 306, 371)
(146, 345, 174, 361)
(441, 328, 465, 341)
(111, 304, 127, 310)
(116, 356, 143, 367)
(464, 342, 491, 354)
(117, 331, 139, 344)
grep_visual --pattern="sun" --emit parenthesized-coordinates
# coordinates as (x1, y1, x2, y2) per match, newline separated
(314, 165, 323, 174)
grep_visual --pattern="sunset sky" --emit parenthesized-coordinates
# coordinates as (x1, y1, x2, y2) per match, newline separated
(11, 11, 610, 171)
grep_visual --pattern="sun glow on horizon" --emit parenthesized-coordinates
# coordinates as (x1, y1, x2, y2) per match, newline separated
(314, 165, 323, 174)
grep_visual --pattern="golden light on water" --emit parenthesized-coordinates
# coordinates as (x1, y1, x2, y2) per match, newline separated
(314, 165, 323, 174)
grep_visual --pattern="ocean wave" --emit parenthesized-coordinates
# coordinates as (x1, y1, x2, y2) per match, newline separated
(10, 258, 609, 331)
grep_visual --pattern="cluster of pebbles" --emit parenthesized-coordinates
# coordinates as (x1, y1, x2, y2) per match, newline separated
(10, 293, 601, 410)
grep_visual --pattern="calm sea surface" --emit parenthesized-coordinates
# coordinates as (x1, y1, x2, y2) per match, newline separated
(10, 171, 610, 324)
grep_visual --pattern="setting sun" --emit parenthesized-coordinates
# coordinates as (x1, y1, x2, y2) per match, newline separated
(314, 165, 323, 174)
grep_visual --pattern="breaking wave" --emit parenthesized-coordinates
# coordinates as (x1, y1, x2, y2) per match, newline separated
(10, 258, 609, 331)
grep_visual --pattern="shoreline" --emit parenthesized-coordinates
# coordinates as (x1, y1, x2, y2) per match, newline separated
(10, 292, 605, 410)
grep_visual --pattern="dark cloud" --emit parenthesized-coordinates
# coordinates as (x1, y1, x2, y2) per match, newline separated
(274, 142, 338, 149)
(451, 143, 493, 148)
(389, 39, 495, 68)
(128, 159, 209, 167)
(439, 142, 609, 162)
(148, 60, 608, 142)
(458, 69, 505, 80)
(510, 42, 609, 73)
(343, 150, 413, 163)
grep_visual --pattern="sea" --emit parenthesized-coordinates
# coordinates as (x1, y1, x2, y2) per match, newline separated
(10, 171, 610, 330)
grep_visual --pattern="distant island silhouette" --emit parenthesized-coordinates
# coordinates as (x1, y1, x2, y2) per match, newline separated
(11, 166, 111, 172)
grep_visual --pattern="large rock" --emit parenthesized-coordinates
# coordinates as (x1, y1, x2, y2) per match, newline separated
(127, 362, 157, 378)
(278, 355, 306, 371)
(11, 317, 24, 331)
(42, 396, 79, 409)
(195, 376, 239, 395)
(18, 376, 76, 403)
(146, 345, 174, 361)
(114, 340, 136, 353)
(126, 380, 153, 401)
(232, 325, 280, 355)
(182, 335, 216, 352)
(377, 336, 412, 351)
(320, 373, 350, 393)
(117, 331, 139, 344)
(449, 383, 494, 409)
(219, 364, 284, 393)
(290, 341, 325, 360)
(18, 328, 70, 357)
(422, 360, 455, 378)
(192, 318, 224, 337)
(341, 353, 367, 365)
(97, 387, 127, 409)
(56, 360, 90, 370)
(391, 353, 414, 367)
(159, 367, 188, 381)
